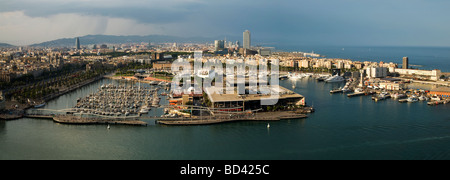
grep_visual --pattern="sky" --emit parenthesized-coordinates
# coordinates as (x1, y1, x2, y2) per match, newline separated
(1, 0, 450, 46)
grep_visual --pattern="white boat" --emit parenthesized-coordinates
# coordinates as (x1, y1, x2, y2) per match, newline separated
(430, 96, 441, 101)
(376, 92, 390, 100)
(341, 81, 352, 92)
(288, 72, 304, 80)
(34, 102, 46, 108)
(354, 88, 364, 93)
(279, 75, 288, 80)
(342, 87, 353, 93)
(316, 75, 330, 81)
(325, 75, 345, 83)
(139, 106, 150, 114)
(407, 95, 419, 103)
(392, 93, 407, 99)
(418, 95, 429, 101)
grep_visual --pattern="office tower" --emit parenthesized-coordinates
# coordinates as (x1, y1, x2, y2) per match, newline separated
(243, 30, 251, 49)
(403, 57, 409, 69)
(214, 40, 224, 51)
(75, 37, 81, 49)
(236, 41, 240, 48)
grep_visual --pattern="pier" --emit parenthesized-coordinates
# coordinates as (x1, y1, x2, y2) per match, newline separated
(427, 99, 450, 106)
(53, 115, 147, 126)
(157, 111, 307, 125)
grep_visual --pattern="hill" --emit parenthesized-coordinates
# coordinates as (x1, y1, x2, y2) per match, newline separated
(29, 34, 237, 47)
(0, 43, 15, 47)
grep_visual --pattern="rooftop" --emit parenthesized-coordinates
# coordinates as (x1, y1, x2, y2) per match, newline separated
(204, 85, 303, 103)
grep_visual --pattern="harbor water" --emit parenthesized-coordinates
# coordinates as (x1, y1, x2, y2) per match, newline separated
(1, 77, 449, 160)
(275, 45, 450, 72)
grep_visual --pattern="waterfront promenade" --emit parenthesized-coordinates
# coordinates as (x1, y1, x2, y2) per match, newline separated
(0, 75, 105, 119)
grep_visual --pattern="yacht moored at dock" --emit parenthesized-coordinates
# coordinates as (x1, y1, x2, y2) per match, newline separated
(325, 75, 345, 83)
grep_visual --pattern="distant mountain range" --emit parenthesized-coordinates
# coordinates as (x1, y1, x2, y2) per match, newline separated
(0, 43, 15, 47)
(29, 34, 241, 47)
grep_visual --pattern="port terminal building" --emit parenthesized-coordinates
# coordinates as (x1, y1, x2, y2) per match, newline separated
(204, 85, 305, 111)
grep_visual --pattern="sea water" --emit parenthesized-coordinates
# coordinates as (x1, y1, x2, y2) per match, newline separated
(1, 77, 449, 160)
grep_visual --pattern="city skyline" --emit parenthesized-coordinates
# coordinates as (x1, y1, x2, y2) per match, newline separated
(1, 0, 450, 47)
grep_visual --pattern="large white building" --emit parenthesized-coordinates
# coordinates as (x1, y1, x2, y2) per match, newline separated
(300, 60, 310, 68)
(392, 68, 441, 81)
(366, 67, 388, 78)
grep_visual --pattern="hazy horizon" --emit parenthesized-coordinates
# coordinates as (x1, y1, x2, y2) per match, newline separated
(1, 0, 450, 47)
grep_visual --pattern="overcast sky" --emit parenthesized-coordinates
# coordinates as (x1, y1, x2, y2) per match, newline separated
(1, 0, 450, 46)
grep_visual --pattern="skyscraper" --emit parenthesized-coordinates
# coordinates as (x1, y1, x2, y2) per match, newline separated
(214, 40, 225, 51)
(243, 30, 251, 49)
(403, 57, 409, 69)
(75, 37, 81, 50)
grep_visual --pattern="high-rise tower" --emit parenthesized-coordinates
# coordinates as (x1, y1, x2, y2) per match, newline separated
(75, 37, 81, 50)
(243, 30, 251, 49)
(403, 57, 409, 69)
(214, 40, 224, 51)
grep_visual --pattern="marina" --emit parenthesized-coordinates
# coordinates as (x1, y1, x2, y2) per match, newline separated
(1, 71, 449, 160)
(22, 74, 312, 126)
(1, 0, 450, 161)
(72, 83, 164, 117)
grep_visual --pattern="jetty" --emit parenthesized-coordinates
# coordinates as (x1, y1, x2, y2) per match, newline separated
(157, 111, 307, 125)
(427, 99, 450, 106)
(53, 115, 147, 126)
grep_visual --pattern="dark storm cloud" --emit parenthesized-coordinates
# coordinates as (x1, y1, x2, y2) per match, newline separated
(0, 0, 204, 24)
(1, 0, 450, 46)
